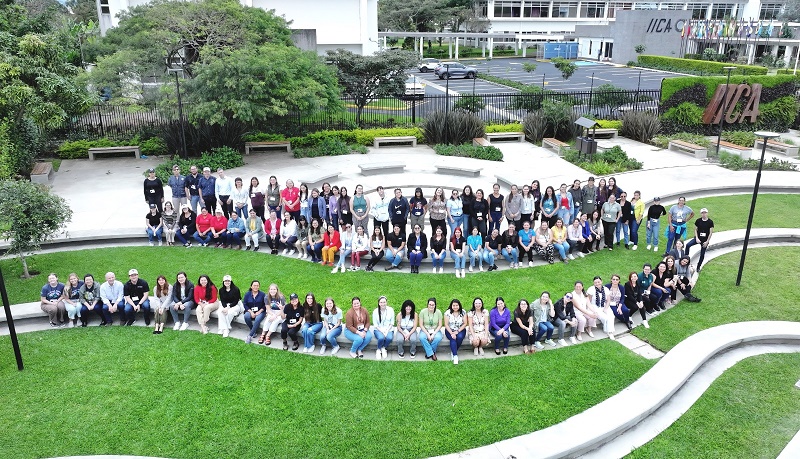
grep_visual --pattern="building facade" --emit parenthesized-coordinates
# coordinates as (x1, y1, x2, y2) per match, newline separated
(96, 0, 380, 55)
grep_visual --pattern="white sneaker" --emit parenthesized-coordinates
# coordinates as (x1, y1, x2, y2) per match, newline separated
(478, 347, 484, 356)
(173, 322, 181, 331)
(577, 334, 583, 341)
(474, 347, 479, 356)
(375, 349, 382, 360)
(586, 330, 594, 338)
(642, 319, 650, 329)
(282, 249, 288, 255)
(222, 329, 229, 338)
(479, 265, 484, 272)
(469, 266, 473, 272)
(331, 267, 338, 274)
(545, 339, 556, 347)
(578, 252, 585, 258)
(309, 345, 315, 354)
(332, 345, 340, 354)
(320, 345, 327, 355)
(158, 241, 163, 247)
(439, 267, 444, 274)
(653, 246, 658, 252)
(558, 338, 568, 346)
(632, 245, 638, 250)
(534, 341, 544, 350)
(528, 261, 533, 267)
(568, 254, 575, 260)
(462, 269, 467, 277)
(455, 270, 460, 278)
(432, 267, 437, 273)
(381, 348, 387, 358)
(514, 263, 519, 269)
(608, 333, 615, 340)
(646, 244, 652, 250)
(289, 249, 296, 255)
(179, 322, 189, 331)
(453, 355, 459, 365)
(149, 242, 154, 247)
(297, 252, 303, 258)
(570, 336, 577, 344)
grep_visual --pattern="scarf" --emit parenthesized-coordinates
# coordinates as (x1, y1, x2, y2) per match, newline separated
(594, 287, 606, 308)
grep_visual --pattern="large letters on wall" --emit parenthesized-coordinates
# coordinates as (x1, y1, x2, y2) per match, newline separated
(702, 83, 762, 124)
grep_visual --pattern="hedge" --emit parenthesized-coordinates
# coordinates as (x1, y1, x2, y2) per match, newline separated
(638, 55, 768, 76)
(661, 74, 795, 103)
(433, 144, 503, 161)
(485, 123, 523, 133)
(244, 127, 424, 148)
(57, 136, 168, 159)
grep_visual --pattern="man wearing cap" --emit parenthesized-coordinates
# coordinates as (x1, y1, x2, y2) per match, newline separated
(99, 272, 124, 326)
(184, 165, 202, 214)
(665, 197, 694, 255)
(143, 168, 164, 212)
(123, 269, 150, 326)
(198, 167, 217, 214)
(645, 196, 667, 252)
(215, 168, 233, 219)
(168, 165, 187, 211)
(580, 177, 597, 217)
(684, 208, 714, 271)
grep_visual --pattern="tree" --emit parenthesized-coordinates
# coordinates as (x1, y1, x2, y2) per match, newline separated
(326, 49, 419, 126)
(551, 57, 577, 80)
(65, 0, 97, 25)
(452, 95, 486, 113)
(782, 2, 800, 22)
(185, 45, 341, 125)
(522, 62, 537, 74)
(0, 180, 73, 278)
(378, 0, 478, 33)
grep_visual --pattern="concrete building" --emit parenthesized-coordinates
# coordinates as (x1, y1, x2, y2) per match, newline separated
(96, 0, 380, 55)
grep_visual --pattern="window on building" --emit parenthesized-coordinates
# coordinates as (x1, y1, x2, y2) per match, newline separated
(659, 2, 684, 10)
(608, 2, 633, 18)
(553, 1, 578, 17)
(760, 3, 784, 20)
(581, 2, 606, 17)
(686, 3, 709, 19)
(494, 0, 522, 17)
(99, 0, 110, 14)
(634, 2, 658, 10)
(710, 3, 734, 19)
(523, 1, 551, 17)
(476, 1, 488, 17)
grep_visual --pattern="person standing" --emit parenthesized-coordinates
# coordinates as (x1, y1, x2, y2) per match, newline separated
(372, 186, 391, 238)
(629, 190, 645, 250)
(568, 179, 583, 224)
(580, 177, 597, 218)
(143, 168, 164, 212)
(167, 165, 187, 211)
(389, 188, 410, 238)
(214, 168, 234, 219)
(487, 183, 505, 235)
(281, 179, 301, 222)
(198, 167, 217, 215)
(684, 207, 714, 271)
(184, 165, 202, 214)
(645, 196, 666, 252)
(616, 192, 631, 248)
(601, 194, 621, 251)
(665, 197, 694, 255)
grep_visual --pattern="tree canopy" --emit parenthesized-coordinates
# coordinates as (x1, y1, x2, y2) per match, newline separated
(379, 0, 483, 33)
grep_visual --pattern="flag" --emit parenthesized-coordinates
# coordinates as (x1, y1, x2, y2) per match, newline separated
(719, 21, 725, 37)
(747, 19, 753, 37)
(768, 19, 774, 36)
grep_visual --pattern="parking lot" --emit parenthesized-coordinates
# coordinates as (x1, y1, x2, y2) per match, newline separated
(411, 58, 679, 95)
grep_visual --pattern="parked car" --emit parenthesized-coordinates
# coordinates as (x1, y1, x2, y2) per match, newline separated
(404, 75, 426, 99)
(418, 58, 440, 73)
(434, 62, 477, 80)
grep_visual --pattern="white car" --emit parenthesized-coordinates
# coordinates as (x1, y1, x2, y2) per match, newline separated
(404, 75, 426, 99)
(418, 58, 440, 73)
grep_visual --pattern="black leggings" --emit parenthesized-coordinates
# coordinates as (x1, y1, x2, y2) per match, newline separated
(510, 322, 533, 346)
(281, 322, 300, 342)
(602, 221, 616, 248)
(366, 249, 385, 268)
(624, 298, 648, 320)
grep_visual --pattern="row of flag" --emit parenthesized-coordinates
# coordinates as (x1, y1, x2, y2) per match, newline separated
(681, 18, 777, 40)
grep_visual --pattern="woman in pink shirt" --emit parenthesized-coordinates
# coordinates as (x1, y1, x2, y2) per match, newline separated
(281, 179, 301, 223)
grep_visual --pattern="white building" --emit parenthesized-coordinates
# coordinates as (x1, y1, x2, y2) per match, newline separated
(96, 0, 380, 55)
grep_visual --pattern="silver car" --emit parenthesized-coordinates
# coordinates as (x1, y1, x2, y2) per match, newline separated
(434, 62, 477, 79)
(418, 58, 440, 73)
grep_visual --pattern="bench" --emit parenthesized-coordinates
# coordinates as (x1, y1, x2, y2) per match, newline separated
(590, 128, 619, 139)
(542, 138, 569, 156)
(755, 138, 800, 158)
(596, 140, 615, 153)
(668, 140, 707, 159)
(435, 164, 482, 177)
(473, 137, 491, 147)
(495, 174, 519, 190)
(244, 141, 292, 154)
(88, 146, 141, 161)
(359, 162, 406, 176)
(485, 131, 526, 142)
(717, 140, 750, 157)
(373, 136, 417, 148)
(30, 162, 53, 184)
(299, 170, 341, 189)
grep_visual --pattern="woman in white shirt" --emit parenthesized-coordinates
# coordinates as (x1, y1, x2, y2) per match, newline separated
(333, 224, 354, 273)
(569, 281, 592, 342)
(446, 189, 464, 235)
(444, 299, 468, 365)
(585, 276, 617, 340)
(279, 212, 297, 255)
(468, 297, 490, 356)
(395, 300, 418, 358)
(372, 296, 395, 360)
(232, 177, 249, 218)
(350, 225, 370, 270)
(320, 297, 343, 355)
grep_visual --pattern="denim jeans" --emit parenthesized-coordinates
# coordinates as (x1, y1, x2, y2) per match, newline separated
(611, 303, 631, 324)
(665, 223, 688, 253)
(396, 329, 418, 355)
(684, 238, 709, 270)
(431, 251, 446, 268)
(344, 328, 373, 353)
(301, 322, 323, 348)
(629, 219, 641, 245)
(483, 249, 497, 266)
(79, 303, 102, 324)
(373, 329, 395, 350)
(553, 241, 570, 260)
(446, 329, 466, 355)
(190, 195, 201, 214)
(450, 251, 466, 269)
(193, 231, 212, 245)
(535, 321, 554, 341)
(489, 212, 503, 233)
(226, 232, 242, 246)
(385, 248, 405, 267)
(146, 227, 163, 243)
(558, 208, 572, 226)
(336, 248, 353, 268)
(501, 247, 518, 264)
(448, 215, 465, 235)
(320, 326, 342, 347)
(170, 300, 195, 324)
(310, 242, 324, 262)
(243, 310, 266, 337)
(235, 205, 249, 219)
(123, 299, 151, 325)
(64, 301, 82, 320)
(468, 247, 483, 268)
(409, 251, 424, 267)
(491, 328, 510, 350)
(101, 300, 125, 324)
(615, 220, 630, 245)
(419, 330, 443, 357)
(646, 219, 660, 246)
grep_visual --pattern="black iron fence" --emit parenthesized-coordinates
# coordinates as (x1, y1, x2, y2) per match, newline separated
(52, 89, 661, 141)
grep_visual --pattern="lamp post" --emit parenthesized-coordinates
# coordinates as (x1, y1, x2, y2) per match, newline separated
(445, 63, 451, 144)
(735, 130, 780, 286)
(0, 267, 24, 370)
(166, 66, 188, 160)
(714, 66, 737, 155)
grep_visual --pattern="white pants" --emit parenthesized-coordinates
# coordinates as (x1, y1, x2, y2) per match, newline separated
(244, 233, 260, 247)
(262, 313, 285, 332)
(218, 303, 244, 331)
(590, 304, 615, 333)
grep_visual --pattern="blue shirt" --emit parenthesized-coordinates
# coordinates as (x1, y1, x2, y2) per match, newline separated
(198, 175, 216, 197)
(41, 283, 65, 301)
(243, 290, 267, 314)
(168, 174, 187, 198)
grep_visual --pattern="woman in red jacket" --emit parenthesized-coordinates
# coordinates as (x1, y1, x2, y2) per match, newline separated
(320, 224, 341, 266)
(194, 275, 220, 334)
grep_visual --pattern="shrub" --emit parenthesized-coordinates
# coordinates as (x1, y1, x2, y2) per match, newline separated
(626, 61, 637, 67)
(523, 111, 547, 143)
(140, 137, 168, 156)
(562, 145, 642, 175)
(595, 120, 623, 130)
(433, 144, 503, 161)
(757, 96, 798, 130)
(508, 86, 546, 111)
(661, 102, 705, 126)
(637, 55, 768, 75)
(592, 84, 633, 111)
(243, 132, 288, 142)
(452, 95, 486, 113)
(718, 151, 798, 171)
(293, 137, 366, 158)
(652, 132, 711, 149)
(486, 123, 524, 133)
(423, 110, 485, 145)
(551, 57, 577, 80)
(621, 111, 661, 143)
(351, 127, 423, 146)
(541, 100, 580, 141)
(721, 130, 756, 147)
(151, 146, 245, 182)
(57, 138, 121, 159)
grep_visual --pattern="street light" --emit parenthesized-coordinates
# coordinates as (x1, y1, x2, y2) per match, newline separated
(166, 55, 188, 160)
(0, 267, 24, 370)
(735, 130, 780, 286)
(445, 63, 451, 145)
(715, 66, 737, 156)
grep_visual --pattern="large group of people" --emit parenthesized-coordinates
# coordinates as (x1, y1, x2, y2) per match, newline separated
(142, 167, 717, 275)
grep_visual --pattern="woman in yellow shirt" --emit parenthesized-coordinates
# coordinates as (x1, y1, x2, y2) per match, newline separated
(551, 218, 571, 264)
(629, 190, 645, 251)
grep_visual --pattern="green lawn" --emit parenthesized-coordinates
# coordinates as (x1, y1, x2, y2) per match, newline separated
(0, 329, 653, 459)
(627, 353, 800, 459)
(689, 193, 800, 232)
(632, 246, 800, 351)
